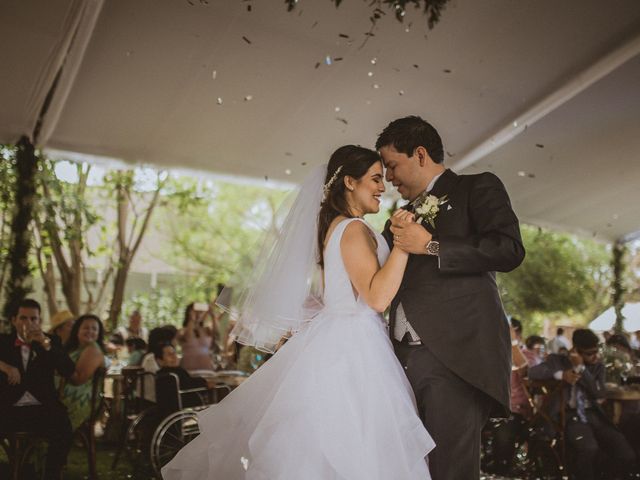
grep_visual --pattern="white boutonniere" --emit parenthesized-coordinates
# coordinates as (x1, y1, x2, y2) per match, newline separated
(414, 194, 449, 228)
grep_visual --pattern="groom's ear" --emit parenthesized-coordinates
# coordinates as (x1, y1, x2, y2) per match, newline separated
(415, 146, 430, 167)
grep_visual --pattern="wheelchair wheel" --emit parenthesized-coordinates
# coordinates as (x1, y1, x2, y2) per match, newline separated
(150, 410, 200, 478)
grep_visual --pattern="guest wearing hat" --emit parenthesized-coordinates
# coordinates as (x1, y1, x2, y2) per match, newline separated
(49, 310, 75, 345)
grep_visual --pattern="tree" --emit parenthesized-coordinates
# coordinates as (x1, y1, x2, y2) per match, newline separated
(33, 158, 114, 315)
(106, 169, 166, 330)
(497, 224, 612, 334)
(159, 178, 289, 289)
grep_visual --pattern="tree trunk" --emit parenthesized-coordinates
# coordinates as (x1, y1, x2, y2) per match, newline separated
(108, 258, 130, 331)
(2, 136, 38, 324)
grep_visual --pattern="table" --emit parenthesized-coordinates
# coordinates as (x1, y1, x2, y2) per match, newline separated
(604, 385, 640, 425)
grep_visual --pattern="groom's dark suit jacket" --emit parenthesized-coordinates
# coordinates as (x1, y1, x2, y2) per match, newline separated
(383, 169, 525, 416)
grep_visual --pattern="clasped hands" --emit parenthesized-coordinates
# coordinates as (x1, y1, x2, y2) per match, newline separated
(390, 209, 432, 254)
(561, 350, 585, 385)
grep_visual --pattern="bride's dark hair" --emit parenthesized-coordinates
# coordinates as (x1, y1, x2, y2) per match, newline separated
(317, 145, 381, 268)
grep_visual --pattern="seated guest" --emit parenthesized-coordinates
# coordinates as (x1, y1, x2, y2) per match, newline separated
(141, 325, 178, 403)
(178, 302, 216, 371)
(484, 324, 539, 475)
(48, 310, 75, 345)
(523, 334, 546, 366)
(154, 343, 208, 409)
(0, 298, 75, 480)
(106, 310, 149, 354)
(529, 328, 636, 480)
(125, 337, 147, 366)
(60, 314, 106, 431)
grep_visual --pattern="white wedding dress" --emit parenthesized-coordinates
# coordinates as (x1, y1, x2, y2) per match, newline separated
(162, 218, 434, 480)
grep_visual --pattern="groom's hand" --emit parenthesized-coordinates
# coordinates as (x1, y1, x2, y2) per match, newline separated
(390, 211, 432, 254)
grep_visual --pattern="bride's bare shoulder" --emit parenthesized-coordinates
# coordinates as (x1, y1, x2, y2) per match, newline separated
(341, 219, 376, 250)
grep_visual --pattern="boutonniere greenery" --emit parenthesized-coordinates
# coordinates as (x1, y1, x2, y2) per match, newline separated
(414, 193, 449, 228)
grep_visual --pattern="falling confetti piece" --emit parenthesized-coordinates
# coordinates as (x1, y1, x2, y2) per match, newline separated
(336, 117, 348, 125)
(334, 106, 341, 112)
(517, 171, 526, 177)
(413, 64, 419, 69)
(212, 70, 217, 80)
(285, 152, 293, 156)
(314, 62, 321, 69)
(247, 4, 252, 11)
(513, 121, 518, 127)
(339, 33, 350, 39)
(333, 57, 343, 62)
(370, 57, 377, 65)
(242, 36, 252, 44)
(217, 97, 223, 105)
(372, 83, 380, 89)
(301, 162, 307, 166)
(264, 175, 269, 181)
(311, 21, 318, 28)
(368, 71, 374, 77)
(285, 169, 292, 175)
(325, 55, 332, 65)
(244, 95, 253, 101)
(393, 67, 401, 72)
(536, 143, 544, 148)
(443, 69, 452, 73)
(398, 90, 404, 95)
(241, 457, 249, 470)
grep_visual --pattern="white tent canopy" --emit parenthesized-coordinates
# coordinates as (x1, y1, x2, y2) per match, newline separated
(589, 303, 640, 332)
(1, 0, 640, 241)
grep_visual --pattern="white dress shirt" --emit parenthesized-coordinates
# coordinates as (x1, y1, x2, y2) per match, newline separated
(14, 336, 42, 407)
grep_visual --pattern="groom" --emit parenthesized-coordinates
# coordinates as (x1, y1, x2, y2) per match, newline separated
(378, 116, 525, 480)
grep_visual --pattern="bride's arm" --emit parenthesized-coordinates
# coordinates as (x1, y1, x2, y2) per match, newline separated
(341, 218, 410, 313)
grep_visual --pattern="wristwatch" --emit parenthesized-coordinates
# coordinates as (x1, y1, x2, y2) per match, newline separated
(425, 240, 440, 256)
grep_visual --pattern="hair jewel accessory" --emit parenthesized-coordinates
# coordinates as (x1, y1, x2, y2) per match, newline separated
(322, 165, 343, 200)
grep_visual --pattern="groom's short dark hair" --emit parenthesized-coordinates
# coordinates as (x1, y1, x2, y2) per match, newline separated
(375, 115, 444, 164)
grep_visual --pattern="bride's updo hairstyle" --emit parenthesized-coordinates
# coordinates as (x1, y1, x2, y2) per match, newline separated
(317, 145, 381, 268)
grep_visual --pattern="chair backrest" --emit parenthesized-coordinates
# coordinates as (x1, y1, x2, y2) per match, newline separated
(155, 372, 182, 412)
(121, 366, 146, 414)
(88, 366, 107, 425)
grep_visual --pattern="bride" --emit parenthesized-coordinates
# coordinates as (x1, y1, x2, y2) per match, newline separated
(162, 145, 434, 480)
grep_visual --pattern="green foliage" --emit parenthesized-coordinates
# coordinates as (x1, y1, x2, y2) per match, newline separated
(123, 276, 213, 330)
(0, 146, 17, 305)
(498, 224, 612, 334)
(2, 138, 38, 324)
(159, 178, 289, 286)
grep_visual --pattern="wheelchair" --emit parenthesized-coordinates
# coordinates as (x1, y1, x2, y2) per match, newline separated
(119, 369, 245, 478)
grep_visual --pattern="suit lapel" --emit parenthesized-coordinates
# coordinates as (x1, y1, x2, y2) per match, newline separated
(428, 168, 457, 198)
(10, 333, 26, 374)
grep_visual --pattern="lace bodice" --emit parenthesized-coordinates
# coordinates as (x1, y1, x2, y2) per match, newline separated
(322, 218, 390, 314)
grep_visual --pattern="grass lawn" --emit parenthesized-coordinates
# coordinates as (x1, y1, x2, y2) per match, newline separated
(0, 438, 156, 479)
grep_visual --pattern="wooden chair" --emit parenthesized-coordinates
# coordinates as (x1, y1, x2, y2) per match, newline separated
(74, 366, 106, 480)
(0, 431, 47, 480)
(111, 366, 155, 469)
(521, 378, 568, 476)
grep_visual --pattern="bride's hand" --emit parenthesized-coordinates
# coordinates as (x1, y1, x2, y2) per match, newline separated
(391, 209, 415, 225)
(391, 210, 432, 254)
